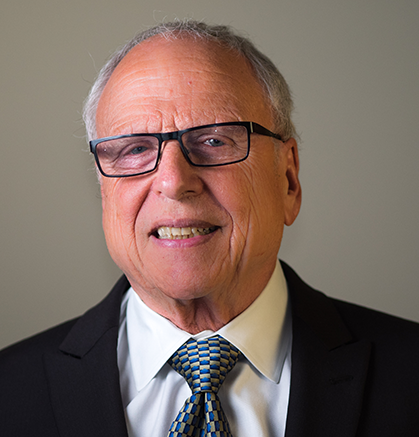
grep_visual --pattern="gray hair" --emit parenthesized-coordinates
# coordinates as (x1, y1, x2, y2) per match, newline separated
(82, 20, 296, 142)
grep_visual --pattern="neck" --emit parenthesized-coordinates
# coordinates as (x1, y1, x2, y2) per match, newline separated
(130, 261, 276, 334)
(155, 294, 254, 334)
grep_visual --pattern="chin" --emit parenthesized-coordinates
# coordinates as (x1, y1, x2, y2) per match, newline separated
(164, 278, 215, 299)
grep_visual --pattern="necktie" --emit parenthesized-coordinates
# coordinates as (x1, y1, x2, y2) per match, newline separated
(167, 336, 240, 437)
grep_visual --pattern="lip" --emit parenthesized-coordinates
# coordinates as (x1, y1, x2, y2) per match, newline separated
(150, 226, 219, 247)
(149, 219, 219, 237)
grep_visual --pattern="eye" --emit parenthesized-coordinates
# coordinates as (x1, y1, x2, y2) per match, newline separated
(120, 138, 156, 156)
(128, 145, 147, 155)
(205, 138, 226, 147)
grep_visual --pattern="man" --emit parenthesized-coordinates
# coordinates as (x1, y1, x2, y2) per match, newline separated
(1, 21, 418, 436)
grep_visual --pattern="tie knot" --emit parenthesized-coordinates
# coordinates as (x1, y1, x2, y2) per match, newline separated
(168, 336, 240, 394)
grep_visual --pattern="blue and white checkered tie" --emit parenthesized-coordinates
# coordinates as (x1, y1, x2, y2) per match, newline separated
(167, 336, 240, 437)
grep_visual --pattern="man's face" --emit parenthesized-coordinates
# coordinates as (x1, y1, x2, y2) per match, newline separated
(96, 36, 301, 315)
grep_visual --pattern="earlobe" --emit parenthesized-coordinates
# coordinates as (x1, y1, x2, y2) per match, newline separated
(283, 138, 302, 226)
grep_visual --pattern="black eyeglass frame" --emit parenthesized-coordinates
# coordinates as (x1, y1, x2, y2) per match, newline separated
(89, 121, 282, 178)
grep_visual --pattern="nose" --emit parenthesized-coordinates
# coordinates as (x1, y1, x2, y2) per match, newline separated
(151, 140, 204, 200)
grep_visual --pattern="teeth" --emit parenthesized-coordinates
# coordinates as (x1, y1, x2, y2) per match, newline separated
(157, 226, 215, 239)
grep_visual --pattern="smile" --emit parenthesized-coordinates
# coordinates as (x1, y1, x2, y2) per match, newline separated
(156, 226, 218, 239)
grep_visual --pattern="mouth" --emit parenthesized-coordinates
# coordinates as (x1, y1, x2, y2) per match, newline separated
(155, 226, 219, 240)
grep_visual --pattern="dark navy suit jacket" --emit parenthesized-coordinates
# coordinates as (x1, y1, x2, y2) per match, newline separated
(1, 262, 419, 436)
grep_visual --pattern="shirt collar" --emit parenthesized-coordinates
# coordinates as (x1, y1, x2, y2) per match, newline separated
(125, 260, 290, 392)
(218, 261, 290, 383)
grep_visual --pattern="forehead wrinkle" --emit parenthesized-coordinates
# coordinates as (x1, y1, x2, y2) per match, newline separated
(103, 39, 262, 105)
(102, 102, 244, 137)
(97, 37, 273, 138)
(100, 77, 252, 136)
(120, 68, 250, 101)
(100, 72, 246, 126)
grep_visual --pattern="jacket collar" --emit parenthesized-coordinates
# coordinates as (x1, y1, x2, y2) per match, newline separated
(58, 275, 130, 357)
(43, 275, 131, 437)
(45, 263, 370, 437)
(281, 261, 371, 437)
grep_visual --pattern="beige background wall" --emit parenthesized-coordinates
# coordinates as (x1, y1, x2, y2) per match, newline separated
(1, 0, 418, 349)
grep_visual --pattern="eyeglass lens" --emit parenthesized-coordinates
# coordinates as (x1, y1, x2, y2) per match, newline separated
(95, 124, 249, 177)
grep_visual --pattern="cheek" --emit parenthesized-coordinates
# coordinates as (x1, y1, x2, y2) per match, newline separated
(215, 165, 279, 242)
(101, 180, 148, 243)
(231, 162, 285, 245)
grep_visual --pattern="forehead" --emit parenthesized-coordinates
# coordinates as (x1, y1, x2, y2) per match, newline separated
(96, 35, 273, 137)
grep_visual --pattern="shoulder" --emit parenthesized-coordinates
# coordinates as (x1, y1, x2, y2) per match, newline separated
(0, 274, 130, 364)
(282, 260, 419, 373)
(330, 297, 419, 369)
(0, 318, 80, 434)
(0, 274, 130, 367)
(281, 260, 419, 342)
(0, 317, 79, 363)
(332, 296, 419, 339)
(282, 261, 419, 434)
(0, 318, 80, 395)
(0, 275, 129, 434)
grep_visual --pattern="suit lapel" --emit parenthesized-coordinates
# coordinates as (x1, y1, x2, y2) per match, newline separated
(42, 262, 371, 436)
(43, 276, 131, 437)
(282, 262, 371, 437)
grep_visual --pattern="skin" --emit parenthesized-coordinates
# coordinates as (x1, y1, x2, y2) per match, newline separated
(96, 35, 301, 333)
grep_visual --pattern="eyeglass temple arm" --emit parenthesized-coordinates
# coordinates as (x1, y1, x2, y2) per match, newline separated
(250, 122, 282, 141)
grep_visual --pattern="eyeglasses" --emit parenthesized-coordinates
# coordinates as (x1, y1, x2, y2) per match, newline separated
(89, 121, 282, 178)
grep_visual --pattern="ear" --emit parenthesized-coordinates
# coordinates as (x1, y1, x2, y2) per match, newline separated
(282, 138, 302, 226)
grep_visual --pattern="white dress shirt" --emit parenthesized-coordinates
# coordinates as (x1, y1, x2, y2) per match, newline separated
(117, 260, 292, 436)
